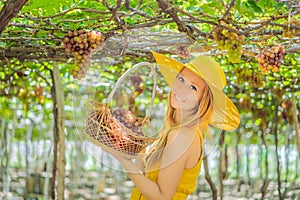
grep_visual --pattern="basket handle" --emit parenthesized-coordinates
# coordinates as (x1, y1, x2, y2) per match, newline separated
(107, 62, 157, 119)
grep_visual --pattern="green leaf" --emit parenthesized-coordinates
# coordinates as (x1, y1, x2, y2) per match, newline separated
(0, 42, 6, 48)
(36, 30, 48, 38)
(200, 0, 223, 16)
(23, 0, 74, 16)
(247, 0, 263, 13)
(257, 0, 276, 10)
(235, 0, 241, 13)
(238, 2, 254, 18)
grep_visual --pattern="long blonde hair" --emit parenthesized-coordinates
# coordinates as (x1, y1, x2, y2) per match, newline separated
(146, 81, 214, 164)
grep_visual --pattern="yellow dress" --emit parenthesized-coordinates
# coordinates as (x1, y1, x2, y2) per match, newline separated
(129, 154, 203, 200)
(130, 159, 202, 200)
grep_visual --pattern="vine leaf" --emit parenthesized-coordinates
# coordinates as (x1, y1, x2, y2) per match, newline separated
(247, 0, 263, 13)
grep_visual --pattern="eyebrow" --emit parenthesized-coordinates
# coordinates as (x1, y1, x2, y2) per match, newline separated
(190, 80, 198, 86)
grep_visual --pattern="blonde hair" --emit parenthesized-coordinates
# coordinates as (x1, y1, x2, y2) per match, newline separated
(146, 81, 214, 164)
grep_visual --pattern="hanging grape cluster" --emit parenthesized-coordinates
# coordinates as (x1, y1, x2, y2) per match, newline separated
(176, 45, 190, 58)
(234, 66, 264, 88)
(281, 99, 293, 125)
(253, 109, 268, 130)
(212, 27, 245, 63)
(255, 45, 285, 74)
(283, 19, 300, 38)
(34, 86, 45, 104)
(63, 30, 105, 80)
(112, 108, 144, 136)
(239, 95, 252, 112)
(130, 75, 145, 96)
(273, 86, 285, 101)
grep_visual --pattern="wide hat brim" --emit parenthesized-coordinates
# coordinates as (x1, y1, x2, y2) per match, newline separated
(152, 51, 240, 131)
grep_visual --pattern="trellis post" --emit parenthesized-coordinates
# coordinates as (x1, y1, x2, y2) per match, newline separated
(51, 63, 66, 200)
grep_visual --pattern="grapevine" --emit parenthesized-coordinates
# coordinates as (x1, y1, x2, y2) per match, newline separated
(130, 75, 145, 97)
(283, 19, 300, 38)
(273, 86, 285, 101)
(63, 29, 105, 80)
(212, 27, 245, 63)
(176, 45, 190, 58)
(239, 94, 252, 112)
(34, 86, 45, 104)
(253, 109, 268, 130)
(255, 45, 285, 74)
(281, 99, 293, 125)
(234, 66, 264, 88)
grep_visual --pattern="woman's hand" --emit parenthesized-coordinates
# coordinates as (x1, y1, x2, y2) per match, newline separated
(107, 150, 127, 162)
(106, 149, 144, 174)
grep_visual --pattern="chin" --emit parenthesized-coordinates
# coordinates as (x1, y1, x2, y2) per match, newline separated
(171, 100, 183, 111)
(170, 100, 178, 110)
(170, 93, 178, 109)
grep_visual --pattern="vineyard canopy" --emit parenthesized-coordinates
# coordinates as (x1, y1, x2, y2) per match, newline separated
(0, 0, 299, 116)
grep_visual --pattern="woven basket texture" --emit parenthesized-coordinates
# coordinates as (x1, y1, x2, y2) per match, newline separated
(85, 101, 156, 158)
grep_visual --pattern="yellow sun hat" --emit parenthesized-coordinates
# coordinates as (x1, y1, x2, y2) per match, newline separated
(152, 51, 240, 131)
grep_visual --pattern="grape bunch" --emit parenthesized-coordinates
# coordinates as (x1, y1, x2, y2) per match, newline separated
(249, 73, 264, 88)
(281, 99, 293, 125)
(253, 109, 268, 130)
(239, 95, 252, 112)
(130, 75, 142, 88)
(283, 19, 300, 38)
(255, 45, 285, 74)
(273, 86, 285, 101)
(234, 66, 264, 88)
(34, 86, 45, 104)
(63, 30, 105, 80)
(212, 27, 245, 63)
(130, 75, 144, 97)
(112, 108, 144, 136)
(176, 45, 190, 58)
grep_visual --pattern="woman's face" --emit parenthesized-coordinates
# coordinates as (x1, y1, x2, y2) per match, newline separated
(170, 67, 206, 112)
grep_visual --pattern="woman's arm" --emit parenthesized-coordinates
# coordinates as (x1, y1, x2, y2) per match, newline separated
(115, 127, 198, 200)
(135, 148, 146, 173)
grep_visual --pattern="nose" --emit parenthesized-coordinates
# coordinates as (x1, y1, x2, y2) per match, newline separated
(171, 78, 189, 97)
(172, 77, 189, 90)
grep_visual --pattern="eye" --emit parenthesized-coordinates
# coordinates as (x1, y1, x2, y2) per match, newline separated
(190, 85, 197, 91)
(178, 76, 184, 82)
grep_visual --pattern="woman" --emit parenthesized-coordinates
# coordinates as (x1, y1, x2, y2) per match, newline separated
(112, 51, 240, 200)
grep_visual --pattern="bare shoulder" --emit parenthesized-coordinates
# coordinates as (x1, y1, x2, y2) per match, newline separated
(167, 126, 198, 145)
(160, 127, 199, 166)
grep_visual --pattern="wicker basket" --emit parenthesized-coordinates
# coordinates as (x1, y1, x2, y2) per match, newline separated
(85, 62, 157, 158)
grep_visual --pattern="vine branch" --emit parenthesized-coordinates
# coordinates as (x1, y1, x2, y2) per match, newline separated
(0, 0, 28, 35)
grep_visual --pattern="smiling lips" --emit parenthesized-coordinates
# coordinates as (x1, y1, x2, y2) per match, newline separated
(174, 93, 185, 102)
